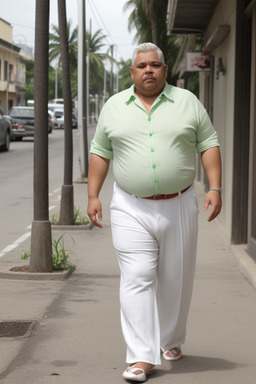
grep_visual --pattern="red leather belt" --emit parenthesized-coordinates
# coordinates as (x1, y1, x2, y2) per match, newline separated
(143, 185, 191, 200)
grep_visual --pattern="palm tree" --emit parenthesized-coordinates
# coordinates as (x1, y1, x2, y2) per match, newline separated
(124, 0, 151, 43)
(124, 0, 204, 89)
(57, 0, 74, 225)
(171, 35, 203, 77)
(124, 0, 179, 84)
(49, 19, 78, 70)
(87, 29, 115, 97)
(142, 0, 158, 44)
(30, 0, 52, 272)
(118, 59, 133, 91)
(49, 19, 78, 97)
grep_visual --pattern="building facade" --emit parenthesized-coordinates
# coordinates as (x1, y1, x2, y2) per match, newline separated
(0, 18, 26, 113)
(167, 0, 256, 260)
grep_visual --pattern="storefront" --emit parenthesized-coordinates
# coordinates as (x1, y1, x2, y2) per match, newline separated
(167, 0, 256, 260)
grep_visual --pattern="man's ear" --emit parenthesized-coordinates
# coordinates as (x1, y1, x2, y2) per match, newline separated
(129, 66, 133, 79)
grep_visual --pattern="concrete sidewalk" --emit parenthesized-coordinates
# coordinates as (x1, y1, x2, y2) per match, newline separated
(0, 168, 256, 383)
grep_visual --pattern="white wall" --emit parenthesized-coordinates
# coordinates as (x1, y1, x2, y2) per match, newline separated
(200, 0, 237, 240)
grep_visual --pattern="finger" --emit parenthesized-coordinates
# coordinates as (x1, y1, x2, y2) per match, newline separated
(91, 215, 102, 228)
(88, 211, 102, 228)
(95, 213, 103, 228)
(208, 207, 216, 222)
(203, 199, 210, 211)
(208, 204, 220, 222)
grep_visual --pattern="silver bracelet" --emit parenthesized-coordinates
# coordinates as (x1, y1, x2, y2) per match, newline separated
(209, 187, 222, 194)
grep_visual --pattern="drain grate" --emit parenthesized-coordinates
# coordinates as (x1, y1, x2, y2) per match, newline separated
(0, 321, 36, 338)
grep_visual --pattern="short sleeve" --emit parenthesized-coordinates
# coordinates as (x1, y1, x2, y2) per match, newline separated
(90, 106, 113, 160)
(195, 99, 219, 153)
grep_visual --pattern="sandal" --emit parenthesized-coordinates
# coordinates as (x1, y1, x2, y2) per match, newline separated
(123, 363, 154, 382)
(162, 347, 182, 361)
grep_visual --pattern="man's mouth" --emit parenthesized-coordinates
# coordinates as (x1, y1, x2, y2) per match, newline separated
(144, 77, 155, 82)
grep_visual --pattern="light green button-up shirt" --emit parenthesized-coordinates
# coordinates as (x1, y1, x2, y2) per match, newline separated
(90, 83, 219, 197)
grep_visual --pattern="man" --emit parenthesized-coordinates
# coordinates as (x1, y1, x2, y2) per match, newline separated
(87, 42, 222, 382)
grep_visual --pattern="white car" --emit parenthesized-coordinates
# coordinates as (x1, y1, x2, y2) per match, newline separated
(54, 109, 64, 129)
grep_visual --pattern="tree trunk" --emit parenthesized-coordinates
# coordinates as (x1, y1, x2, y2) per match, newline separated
(30, 0, 52, 272)
(142, 0, 158, 45)
(151, 16, 158, 46)
(58, 0, 74, 225)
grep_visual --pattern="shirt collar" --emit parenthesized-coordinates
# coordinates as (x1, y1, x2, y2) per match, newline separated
(159, 83, 175, 102)
(125, 83, 175, 104)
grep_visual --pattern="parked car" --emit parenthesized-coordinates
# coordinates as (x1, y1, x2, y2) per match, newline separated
(72, 111, 77, 128)
(0, 105, 13, 151)
(48, 110, 55, 133)
(48, 103, 64, 114)
(8, 106, 52, 140)
(48, 98, 64, 104)
(48, 103, 77, 129)
(54, 109, 64, 129)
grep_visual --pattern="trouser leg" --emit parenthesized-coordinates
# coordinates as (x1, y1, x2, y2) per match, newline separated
(110, 183, 198, 363)
(156, 185, 199, 351)
(110, 184, 161, 365)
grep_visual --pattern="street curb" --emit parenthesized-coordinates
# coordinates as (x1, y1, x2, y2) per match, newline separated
(51, 223, 93, 231)
(231, 244, 256, 290)
(0, 265, 73, 281)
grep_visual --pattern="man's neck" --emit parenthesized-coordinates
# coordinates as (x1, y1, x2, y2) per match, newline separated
(135, 91, 160, 114)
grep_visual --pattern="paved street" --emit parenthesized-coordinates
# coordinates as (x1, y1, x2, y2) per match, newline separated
(0, 126, 256, 383)
(0, 126, 95, 255)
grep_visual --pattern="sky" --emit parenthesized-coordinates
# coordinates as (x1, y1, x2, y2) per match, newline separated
(1, 0, 137, 62)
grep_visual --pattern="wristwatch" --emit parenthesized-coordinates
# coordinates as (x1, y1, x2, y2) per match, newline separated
(209, 187, 222, 194)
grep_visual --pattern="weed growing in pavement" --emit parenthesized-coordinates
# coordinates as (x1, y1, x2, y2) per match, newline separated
(74, 206, 90, 225)
(50, 206, 90, 225)
(51, 211, 59, 224)
(21, 251, 30, 260)
(20, 234, 76, 271)
(52, 233, 76, 271)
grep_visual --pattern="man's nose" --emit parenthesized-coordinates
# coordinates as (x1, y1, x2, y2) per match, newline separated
(145, 65, 153, 72)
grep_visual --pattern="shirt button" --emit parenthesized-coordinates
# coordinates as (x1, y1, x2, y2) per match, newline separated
(149, 133, 153, 137)
(154, 179, 158, 184)
(152, 164, 156, 169)
(151, 148, 154, 152)
(148, 117, 151, 122)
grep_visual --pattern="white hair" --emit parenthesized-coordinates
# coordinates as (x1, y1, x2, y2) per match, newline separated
(131, 42, 165, 66)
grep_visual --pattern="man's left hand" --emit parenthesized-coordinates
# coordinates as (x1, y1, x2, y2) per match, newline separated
(203, 190, 222, 222)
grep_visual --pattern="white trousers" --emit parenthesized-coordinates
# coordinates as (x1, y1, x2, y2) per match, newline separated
(110, 183, 198, 365)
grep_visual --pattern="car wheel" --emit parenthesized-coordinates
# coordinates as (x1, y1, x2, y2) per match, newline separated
(3, 131, 10, 151)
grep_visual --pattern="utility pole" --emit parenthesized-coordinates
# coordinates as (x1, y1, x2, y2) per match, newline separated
(30, 0, 52, 272)
(55, 67, 58, 99)
(58, 0, 74, 225)
(110, 44, 114, 97)
(77, 0, 89, 180)
(103, 63, 106, 105)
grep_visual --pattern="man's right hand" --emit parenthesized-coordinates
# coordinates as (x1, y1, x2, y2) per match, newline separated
(87, 197, 103, 228)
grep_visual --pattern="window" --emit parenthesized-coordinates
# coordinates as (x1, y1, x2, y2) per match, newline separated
(9, 64, 14, 83)
(4, 61, 8, 81)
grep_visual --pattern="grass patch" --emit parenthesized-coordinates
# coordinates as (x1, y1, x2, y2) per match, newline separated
(21, 234, 76, 271)
(51, 206, 90, 225)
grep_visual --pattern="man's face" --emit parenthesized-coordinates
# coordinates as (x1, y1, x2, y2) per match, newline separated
(130, 50, 168, 98)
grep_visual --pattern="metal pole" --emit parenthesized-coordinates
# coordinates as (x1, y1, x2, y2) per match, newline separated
(103, 63, 106, 105)
(77, 0, 88, 180)
(55, 67, 58, 99)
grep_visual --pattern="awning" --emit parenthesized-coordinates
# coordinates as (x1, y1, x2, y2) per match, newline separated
(167, 0, 219, 34)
